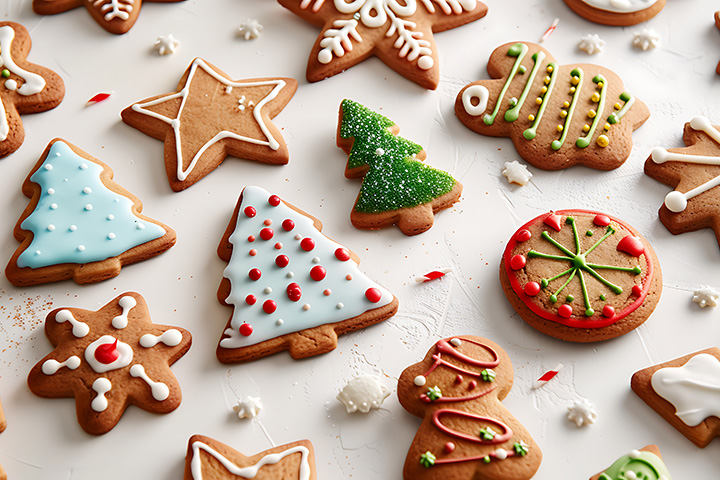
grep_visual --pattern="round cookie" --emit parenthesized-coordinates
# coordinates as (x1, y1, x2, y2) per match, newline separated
(563, 0, 666, 26)
(499, 210, 661, 342)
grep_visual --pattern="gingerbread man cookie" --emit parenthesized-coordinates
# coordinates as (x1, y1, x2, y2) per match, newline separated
(456, 42, 649, 171)
(589, 445, 671, 480)
(0, 22, 64, 158)
(27, 292, 192, 435)
(398, 336, 542, 480)
(184, 435, 316, 479)
(278, 0, 488, 90)
(122, 58, 297, 191)
(563, 0, 666, 26)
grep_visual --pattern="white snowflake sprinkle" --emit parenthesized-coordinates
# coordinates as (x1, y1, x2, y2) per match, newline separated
(632, 28, 660, 51)
(692, 287, 720, 308)
(567, 398, 597, 427)
(154, 34, 180, 56)
(232, 396, 263, 419)
(502, 161, 533, 186)
(578, 34, 605, 55)
(238, 19, 263, 40)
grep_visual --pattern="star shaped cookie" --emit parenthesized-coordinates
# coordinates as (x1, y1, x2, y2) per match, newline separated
(122, 58, 297, 191)
(0, 22, 65, 158)
(27, 292, 192, 435)
(278, 0, 488, 90)
(32, 0, 185, 35)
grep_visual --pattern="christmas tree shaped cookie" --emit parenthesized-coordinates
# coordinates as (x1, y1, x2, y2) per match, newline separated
(337, 99, 462, 236)
(216, 186, 399, 363)
(0, 22, 65, 158)
(589, 445, 671, 480)
(455, 42, 649, 171)
(398, 336, 542, 480)
(5, 139, 176, 286)
(27, 292, 192, 434)
(184, 435, 316, 479)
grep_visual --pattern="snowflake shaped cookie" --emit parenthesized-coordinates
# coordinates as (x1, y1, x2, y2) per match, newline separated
(578, 34, 604, 55)
(693, 287, 719, 308)
(567, 398, 597, 427)
(27, 292, 191, 434)
(278, 0, 488, 89)
(337, 375, 390, 413)
(238, 19, 263, 40)
(502, 161, 533, 186)
(155, 34, 180, 55)
(632, 28, 660, 51)
(233, 396, 263, 419)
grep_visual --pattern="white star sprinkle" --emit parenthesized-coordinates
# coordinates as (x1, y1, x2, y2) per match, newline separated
(632, 28, 661, 51)
(232, 396, 263, 419)
(154, 34, 180, 55)
(238, 19, 264, 40)
(567, 398, 598, 427)
(502, 161, 533, 186)
(578, 34, 605, 55)
(692, 287, 719, 308)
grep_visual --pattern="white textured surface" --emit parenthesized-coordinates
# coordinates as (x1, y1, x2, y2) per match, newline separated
(0, 0, 719, 478)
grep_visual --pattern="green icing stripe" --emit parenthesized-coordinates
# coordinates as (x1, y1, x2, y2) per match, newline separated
(484, 43, 528, 126)
(505, 51, 545, 122)
(524, 61, 558, 140)
(608, 91, 635, 125)
(576, 74, 608, 148)
(551, 68, 584, 151)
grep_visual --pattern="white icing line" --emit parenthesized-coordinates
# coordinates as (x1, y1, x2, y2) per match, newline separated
(139, 329, 183, 348)
(42, 355, 81, 375)
(190, 441, 311, 480)
(0, 26, 46, 96)
(129, 364, 169, 401)
(55, 310, 90, 338)
(111, 295, 137, 329)
(91, 378, 112, 412)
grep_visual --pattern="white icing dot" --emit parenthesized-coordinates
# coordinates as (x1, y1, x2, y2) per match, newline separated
(225, 86, 233, 94)
(44, 164, 53, 171)
(375, 148, 384, 156)
(35, 250, 41, 255)
(276, 319, 284, 325)
(107, 214, 114, 220)
(628, 450, 641, 459)
(137, 223, 145, 230)
(417, 55, 434, 70)
(312, 257, 320, 264)
(55, 152, 61, 157)
(336, 302, 344, 309)
(286, 272, 294, 278)
(79, 163, 88, 170)
(47, 188, 55, 195)
(450, 338, 462, 347)
(84, 204, 93, 211)
(495, 448, 508, 460)
(69, 225, 77, 231)
(264, 287, 272, 294)
(4, 79, 18, 91)
(171, 119, 180, 128)
(47, 224, 55, 231)
(83, 187, 92, 194)
(294, 234, 302, 240)
(318, 49, 333, 64)
(665, 191, 687, 213)
(107, 233, 116, 239)
(77, 245, 86, 252)
(114, 198, 120, 203)
(414, 375, 427, 386)
(50, 203, 58, 210)
(302, 304, 311, 311)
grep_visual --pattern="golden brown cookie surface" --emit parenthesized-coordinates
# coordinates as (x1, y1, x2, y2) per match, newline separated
(562, 0, 666, 26)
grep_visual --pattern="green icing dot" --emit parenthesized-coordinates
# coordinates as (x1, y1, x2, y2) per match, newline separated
(586, 230, 593, 236)
(550, 294, 558, 303)
(600, 294, 606, 301)
(566, 295, 574, 303)
(1, 69, 9, 78)
(518, 65, 527, 74)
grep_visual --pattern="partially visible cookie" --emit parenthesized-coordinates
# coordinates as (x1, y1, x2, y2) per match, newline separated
(500, 210, 661, 342)
(631, 348, 720, 448)
(0, 395, 5, 432)
(27, 292, 192, 435)
(716, 12, 720, 74)
(5, 139, 176, 286)
(563, 0, 666, 26)
(122, 58, 297, 191)
(589, 445, 671, 480)
(0, 22, 65, 158)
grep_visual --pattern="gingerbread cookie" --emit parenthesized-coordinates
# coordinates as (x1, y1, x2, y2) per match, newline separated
(500, 210, 661, 342)
(716, 12, 720, 74)
(27, 292, 192, 435)
(185, 435, 316, 480)
(589, 445, 671, 480)
(33, 0, 185, 35)
(631, 348, 720, 448)
(277, 0, 488, 90)
(563, 0, 666, 26)
(455, 42, 649, 171)
(0, 395, 5, 433)
(121, 58, 297, 191)
(216, 186, 399, 363)
(337, 99, 462, 235)
(398, 336, 541, 480)
(5, 139, 176, 286)
(0, 22, 64, 158)
(645, 116, 720, 248)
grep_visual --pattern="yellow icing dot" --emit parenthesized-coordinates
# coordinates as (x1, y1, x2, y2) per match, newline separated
(569, 87, 576, 94)
(583, 124, 590, 133)
(535, 97, 543, 105)
(588, 110, 597, 119)
(541, 86, 548, 94)
(556, 125, 564, 133)
(597, 135, 609, 147)
(571, 76, 580, 85)
(544, 76, 551, 85)
(528, 114, 535, 122)
(560, 110, 568, 118)
(591, 92, 600, 103)
(597, 82, 604, 89)
(604, 123, 611, 131)
(563, 101, 570, 108)
(547, 65, 554, 73)
(614, 102, 621, 110)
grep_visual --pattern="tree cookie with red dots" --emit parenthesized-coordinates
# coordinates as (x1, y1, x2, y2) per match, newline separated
(216, 186, 399, 363)
(455, 42, 649, 171)
(121, 58, 297, 191)
(0, 22, 65, 158)
(277, 0, 487, 90)
(27, 292, 192, 435)
(562, 0, 666, 26)
(500, 210, 661, 342)
(184, 435, 316, 480)
(397, 336, 541, 480)
(589, 445, 671, 480)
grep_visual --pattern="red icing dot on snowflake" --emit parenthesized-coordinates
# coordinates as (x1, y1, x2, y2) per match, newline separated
(249, 249, 257, 256)
(275, 242, 283, 250)
(248, 268, 262, 281)
(264, 219, 272, 226)
(287, 283, 302, 302)
(346, 274, 353, 281)
(365, 288, 382, 303)
(444, 442, 455, 453)
(455, 375, 463, 384)
(558, 304, 573, 318)
(593, 214, 611, 226)
(301, 238, 315, 251)
(524, 282, 540, 296)
(632, 285, 642, 296)
(282, 219, 295, 231)
(95, 339, 119, 364)
(275, 255, 289, 268)
(323, 289, 332, 296)
(335, 248, 350, 261)
(248, 235, 256, 243)
(510, 254, 526, 270)
(245, 295, 257, 305)
(602, 305, 615, 318)
(260, 228, 274, 241)
(617, 235, 645, 257)
(263, 300, 277, 314)
(244, 206, 256, 218)
(239, 323, 253, 336)
(310, 266, 326, 281)
(268, 195, 281, 206)
(543, 213, 563, 231)
(517, 229, 532, 242)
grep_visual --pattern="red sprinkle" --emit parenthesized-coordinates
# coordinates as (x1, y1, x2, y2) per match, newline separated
(558, 304, 573, 318)
(247, 235, 256, 243)
(260, 228, 274, 241)
(245, 295, 257, 305)
(275, 255, 289, 268)
(287, 283, 302, 302)
(632, 285, 643, 296)
(249, 249, 257, 256)
(524, 282, 541, 296)
(300, 238, 315, 251)
(617, 235, 645, 257)
(282, 219, 295, 231)
(602, 305, 615, 318)
(95, 339, 119, 364)
(444, 442, 455, 453)
(510, 254, 526, 270)
(323, 289, 332, 296)
(244, 206, 257, 218)
(346, 274, 353, 281)
(264, 219, 272, 226)
(262, 300, 277, 314)
(310, 265, 326, 281)
(268, 195, 281, 206)
(335, 248, 351, 261)
(455, 375, 463, 384)
(274, 242, 283, 250)
(365, 288, 382, 303)
(468, 380, 477, 391)
(239, 323, 253, 336)
(593, 214, 611, 226)
(517, 229, 532, 242)
(543, 213, 563, 232)
(86, 92, 113, 106)
(248, 268, 262, 281)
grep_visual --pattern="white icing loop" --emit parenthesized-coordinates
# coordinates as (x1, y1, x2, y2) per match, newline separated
(42, 355, 81, 375)
(0, 26, 47, 96)
(139, 329, 183, 348)
(91, 378, 112, 412)
(190, 442, 312, 480)
(130, 364, 170, 401)
(462, 85, 489, 116)
(112, 295, 137, 329)
(55, 310, 90, 338)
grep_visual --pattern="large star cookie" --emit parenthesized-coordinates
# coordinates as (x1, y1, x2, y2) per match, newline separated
(645, 116, 720, 248)
(32, 0, 185, 35)
(27, 292, 192, 435)
(122, 58, 297, 191)
(0, 22, 64, 158)
(184, 435, 316, 480)
(278, 0, 488, 90)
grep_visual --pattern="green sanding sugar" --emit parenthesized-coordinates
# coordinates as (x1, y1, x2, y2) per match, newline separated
(340, 99, 456, 213)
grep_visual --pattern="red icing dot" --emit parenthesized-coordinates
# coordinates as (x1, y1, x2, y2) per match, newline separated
(287, 283, 302, 302)
(558, 304, 573, 318)
(282, 219, 295, 231)
(248, 268, 262, 281)
(543, 213, 563, 232)
(264, 219, 272, 226)
(245, 295, 257, 305)
(275, 255, 289, 268)
(274, 242, 283, 250)
(95, 339, 119, 364)
(260, 228, 274, 241)
(516, 229, 532, 242)
(365, 288, 382, 303)
(468, 380, 477, 391)
(510, 254, 526, 270)
(239, 323, 253, 336)
(346, 274, 353, 281)
(268, 195, 281, 206)
(323, 289, 332, 296)
(524, 282, 540, 296)
(593, 214, 611, 226)
(262, 300, 277, 314)
(301, 238, 315, 251)
(444, 442, 455, 453)
(617, 235, 645, 257)
(335, 248, 351, 261)
(632, 285, 642, 296)
(247, 235, 256, 243)
(244, 206, 256, 218)
(249, 249, 257, 256)
(602, 305, 615, 318)
(310, 265, 327, 281)
(455, 375, 463, 384)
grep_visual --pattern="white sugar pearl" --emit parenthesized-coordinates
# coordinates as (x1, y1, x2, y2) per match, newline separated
(276, 319, 284, 326)
(264, 287, 272, 294)
(137, 223, 145, 230)
(50, 203, 58, 210)
(79, 163, 88, 170)
(47, 188, 55, 195)
(84, 204, 93, 211)
(302, 304, 311, 311)
(77, 245, 86, 252)
(414, 375, 426, 386)
(336, 302, 344, 309)
(47, 225, 55, 231)
(107, 233, 116, 239)
(450, 338, 462, 347)
(83, 187, 92, 194)
(69, 225, 77, 231)
(107, 214, 114, 220)
(44, 164, 53, 171)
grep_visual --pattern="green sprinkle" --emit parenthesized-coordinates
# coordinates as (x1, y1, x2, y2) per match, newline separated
(1, 69, 9, 78)
(479, 427, 497, 441)
(566, 295, 574, 303)
(586, 230, 593, 236)
(426, 386, 442, 401)
(600, 294, 606, 301)
(518, 65, 527, 74)
(514, 441, 529, 456)
(481, 368, 496, 382)
(483, 455, 491, 464)
(420, 451, 436, 468)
